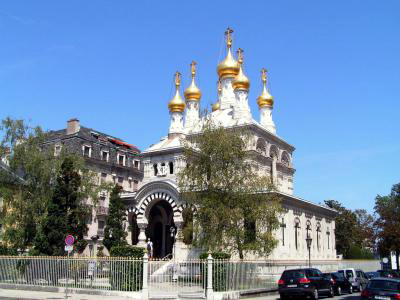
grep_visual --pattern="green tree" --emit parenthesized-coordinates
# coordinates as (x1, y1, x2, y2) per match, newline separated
(0, 117, 101, 252)
(354, 209, 375, 250)
(103, 185, 127, 252)
(374, 183, 400, 268)
(178, 121, 282, 259)
(33, 157, 90, 255)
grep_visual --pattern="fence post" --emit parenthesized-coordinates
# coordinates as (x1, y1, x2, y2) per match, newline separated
(142, 253, 149, 299)
(207, 253, 213, 300)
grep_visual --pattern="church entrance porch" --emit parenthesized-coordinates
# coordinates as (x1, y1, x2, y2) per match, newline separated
(146, 200, 176, 259)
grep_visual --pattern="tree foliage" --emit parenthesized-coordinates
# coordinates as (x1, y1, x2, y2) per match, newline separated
(178, 121, 282, 259)
(0, 117, 102, 253)
(374, 183, 400, 267)
(324, 200, 375, 259)
(103, 185, 127, 252)
(32, 157, 90, 255)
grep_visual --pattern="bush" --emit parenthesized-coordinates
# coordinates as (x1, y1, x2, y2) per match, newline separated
(0, 244, 17, 256)
(109, 245, 144, 291)
(200, 252, 231, 291)
(347, 245, 374, 260)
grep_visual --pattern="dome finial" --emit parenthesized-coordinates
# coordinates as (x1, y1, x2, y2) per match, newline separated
(257, 68, 274, 108)
(225, 27, 233, 48)
(232, 48, 250, 91)
(168, 71, 186, 112)
(217, 27, 239, 79)
(184, 61, 201, 102)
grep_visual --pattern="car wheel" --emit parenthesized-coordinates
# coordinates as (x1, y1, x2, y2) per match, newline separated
(280, 295, 288, 300)
(312, 288, 319, 300)
(336, 286, 342, 296)
(348, 285, 353, 294)
(359, 284, 364, 292)
(328, 286, 334, 298)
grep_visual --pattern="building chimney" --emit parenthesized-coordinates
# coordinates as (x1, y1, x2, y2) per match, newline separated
(67, 118, 80, 135)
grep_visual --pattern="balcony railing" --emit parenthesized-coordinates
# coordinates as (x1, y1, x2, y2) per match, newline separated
(96, 206, 109, 216)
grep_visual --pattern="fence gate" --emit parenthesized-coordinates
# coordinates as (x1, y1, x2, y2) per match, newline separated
(148, 259, 206, 299)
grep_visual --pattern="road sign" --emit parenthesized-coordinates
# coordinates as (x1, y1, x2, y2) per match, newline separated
(65, 235, 75, 246)
(382, 257, 389, 264)
(65, 245, 73, 252)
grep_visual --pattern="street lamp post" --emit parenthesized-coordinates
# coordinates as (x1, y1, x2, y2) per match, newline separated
(170, 226, 177, 281)
(306, 235, 313, 268)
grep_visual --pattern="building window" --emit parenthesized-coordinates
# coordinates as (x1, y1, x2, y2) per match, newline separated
(99, 196, 106, 206)
(280, 218, 286, 246)
(153, 164, 158, 176)
(117, 176, 124, 187)
(98, 220, 105, 229)
(316, 223, 321, 250)
(133, 180, 138, 190)
(101, 151, 109, 161)
(118, 154, 125, 166)
(83, 145, 91, 157)
(134, 160, 139, 168)
(100, 173, 107, 184)
(54, 145, 62, 156)
(294, 218, 300, 250)
(327, 228, 331, 249)
(169, 162, 174, 174)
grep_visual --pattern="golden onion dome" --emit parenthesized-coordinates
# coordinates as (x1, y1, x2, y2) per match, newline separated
(212, 101, 220, 112)
(184, 61, 201, 102)
(217, 27, 239, 79)
(232, 48, 250, 91)
(257, 68, 274, 108)
(168, 71, 186, 113)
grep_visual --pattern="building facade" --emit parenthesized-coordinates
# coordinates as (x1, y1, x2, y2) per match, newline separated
(44, 118, 143, 255)
(121, 28, 337, 261)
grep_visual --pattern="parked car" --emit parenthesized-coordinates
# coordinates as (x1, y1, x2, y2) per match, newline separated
(278, 268, 335, 299)
(338, 268, 369, 291)
(361, 278, 400, 299)
(365, 271, 380, 279)
(323, 272, 353, 295)
(377, 270, 400, 278)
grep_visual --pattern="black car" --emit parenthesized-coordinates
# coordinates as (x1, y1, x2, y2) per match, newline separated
(366, 271, 380, 279)
(377, 270, 400, 278)
(278, 268, 335, 299)
(361, 277, 400, 299)
(323, 272, 353, 295)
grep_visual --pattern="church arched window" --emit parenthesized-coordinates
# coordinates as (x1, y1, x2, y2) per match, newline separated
(294, 218, 300, 250)
(153, 164, 158, 176)
(169, 162, 174, 174)
(256, 138, 266, 154)
(281, 151, 290, 167)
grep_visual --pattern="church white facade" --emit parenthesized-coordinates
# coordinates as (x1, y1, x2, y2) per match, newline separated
(121, 28, 337, 261)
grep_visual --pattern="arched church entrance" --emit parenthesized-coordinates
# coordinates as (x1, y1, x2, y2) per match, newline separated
(146, 200, 175, 259)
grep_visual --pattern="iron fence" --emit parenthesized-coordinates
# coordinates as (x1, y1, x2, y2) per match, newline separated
(0, 256, 142, 292)
(148, 259, 206, 298)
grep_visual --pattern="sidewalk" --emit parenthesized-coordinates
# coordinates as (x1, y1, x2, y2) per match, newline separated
(0, 288, 280, 300)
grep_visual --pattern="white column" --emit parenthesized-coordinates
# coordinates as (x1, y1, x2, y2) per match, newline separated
(169, 111, 184, 135)
(137, 222, 147, 247)
(233, 89, 252, 123)
(219, 77, 235, 110)
(260, 106, 276, 134)
(185, 101, 199, 130)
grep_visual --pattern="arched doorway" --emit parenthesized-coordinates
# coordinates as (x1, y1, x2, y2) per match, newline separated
(146, 200, 175, 259)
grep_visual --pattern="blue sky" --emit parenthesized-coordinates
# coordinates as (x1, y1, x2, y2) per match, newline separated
(1, 1, 399, 213)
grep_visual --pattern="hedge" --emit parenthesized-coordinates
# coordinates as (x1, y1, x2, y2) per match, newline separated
(109, 245, 144, 291)
(200, 252, 231, 291)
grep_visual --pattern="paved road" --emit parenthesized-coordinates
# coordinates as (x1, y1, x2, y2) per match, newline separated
(245, 292, 361, 300)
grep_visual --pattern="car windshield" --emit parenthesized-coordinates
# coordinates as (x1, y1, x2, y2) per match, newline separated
(368, 280, 400, 291)
(346, 270, 354, 278)
(282, 270, 305, 280)
(332, 273, 344, 279)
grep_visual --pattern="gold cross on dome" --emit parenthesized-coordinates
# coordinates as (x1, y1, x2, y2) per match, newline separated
(261, 68, 267, 83)
(225, 27, 233, 47)
(174, 71, 181, 87)
(190, 61, 197, 77)
(237, 48, 243, 64)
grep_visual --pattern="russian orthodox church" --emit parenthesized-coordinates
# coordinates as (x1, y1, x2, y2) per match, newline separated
(122, 28, 337, 261)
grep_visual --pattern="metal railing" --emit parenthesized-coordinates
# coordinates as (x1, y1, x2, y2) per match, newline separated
(148, 259, 206, 298)
(0, 256, 143, 292)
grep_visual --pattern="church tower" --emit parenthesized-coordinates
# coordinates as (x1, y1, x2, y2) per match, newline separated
(257, 68, 276, 134)
(184, 61, 201, 130)
(168, 71, 186, 136)
(232, 48, 252, 123)
(217, 28, 239, 110)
